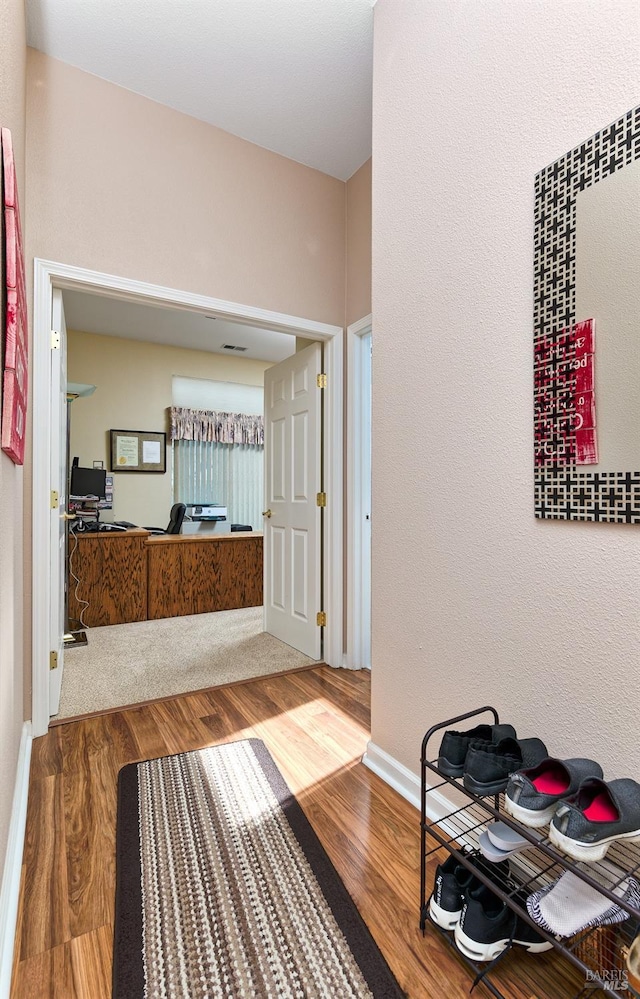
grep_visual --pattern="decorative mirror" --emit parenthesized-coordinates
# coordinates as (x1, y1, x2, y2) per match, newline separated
(534, 105, 640, 523)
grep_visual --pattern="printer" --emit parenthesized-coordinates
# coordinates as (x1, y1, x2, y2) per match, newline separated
(184, 503, 227, 522)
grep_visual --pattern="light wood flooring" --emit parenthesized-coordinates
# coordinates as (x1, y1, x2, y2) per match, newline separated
(11, 667, 585, 998)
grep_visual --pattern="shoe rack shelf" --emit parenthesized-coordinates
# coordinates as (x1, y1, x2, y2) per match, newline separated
(420, 706, 640, 999)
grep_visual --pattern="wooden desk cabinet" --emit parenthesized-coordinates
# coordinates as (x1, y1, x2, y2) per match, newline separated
(146, 532, 263, 620)
(67, 529, 150, 627)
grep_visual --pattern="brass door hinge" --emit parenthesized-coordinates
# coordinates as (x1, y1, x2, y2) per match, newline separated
(316, 492, 326, 507)
(50, 650, 58, 671)
(51, 330, 60, 349)
(316, 373, 327, 389)
(51, 490, 59, 509)
(316, 611, 327, 627)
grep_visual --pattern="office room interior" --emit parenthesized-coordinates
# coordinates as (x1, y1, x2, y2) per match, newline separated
(55, 284, 338, 722)
(65, 300, 284, 534)
(2, 1, 640, 997)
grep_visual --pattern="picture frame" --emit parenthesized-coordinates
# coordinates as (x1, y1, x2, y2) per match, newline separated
(109, 429, 166, 473)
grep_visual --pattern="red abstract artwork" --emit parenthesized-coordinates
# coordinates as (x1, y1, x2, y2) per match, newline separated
(1, 127, 28, 465)
(534, 318, 597, 467)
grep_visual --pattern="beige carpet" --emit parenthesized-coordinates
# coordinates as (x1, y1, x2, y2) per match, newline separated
(58, 606, 317, 720)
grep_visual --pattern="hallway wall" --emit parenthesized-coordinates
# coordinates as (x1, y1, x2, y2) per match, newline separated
(371, 0, 640, 780)
(0, 0, 27, 905)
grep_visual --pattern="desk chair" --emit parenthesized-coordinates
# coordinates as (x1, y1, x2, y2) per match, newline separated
(145, 503, 187, 536)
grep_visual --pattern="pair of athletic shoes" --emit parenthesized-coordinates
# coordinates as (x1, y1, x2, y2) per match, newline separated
(428, 852, 552, 963)
(437, 722, 549, 797)
(504, 757, 640, 863)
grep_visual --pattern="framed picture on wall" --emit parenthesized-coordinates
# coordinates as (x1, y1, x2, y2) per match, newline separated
(109, 429, 166, 473)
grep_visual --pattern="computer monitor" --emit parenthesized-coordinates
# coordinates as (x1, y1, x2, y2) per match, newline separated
(69, 465, 107, 499)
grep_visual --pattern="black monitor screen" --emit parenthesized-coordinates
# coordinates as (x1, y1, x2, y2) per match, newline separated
(70, 465, 107, 499)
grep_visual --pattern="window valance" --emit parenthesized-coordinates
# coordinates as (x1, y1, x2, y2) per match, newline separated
(170, 407, 264, 446)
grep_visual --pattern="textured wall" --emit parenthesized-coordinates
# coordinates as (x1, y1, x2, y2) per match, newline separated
(371, 0, 640, 779)
(0, 0, 26, 892)
(68, 331, 272, 528)
(346, 158, 372, 327)
(24, 48, 346, 730)
(26, 50, 346, 326)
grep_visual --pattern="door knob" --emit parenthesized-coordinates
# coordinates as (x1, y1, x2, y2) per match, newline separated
(61, 512, 78, 520)
(262, 509, 272, 518)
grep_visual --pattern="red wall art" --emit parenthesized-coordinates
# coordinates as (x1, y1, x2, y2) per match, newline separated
(534, 318, 597, 468)
(1, 127, 28, 465)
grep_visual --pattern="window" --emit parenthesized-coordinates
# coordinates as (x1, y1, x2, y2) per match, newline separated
(173, 439, 263, 530)
(171, 377, 264, 530)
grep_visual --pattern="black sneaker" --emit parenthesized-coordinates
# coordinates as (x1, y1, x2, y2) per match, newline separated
(454, 884, 553, 962)
(429, 853, 510, 930)
(463, 737, 548, 797)
(437, 723, 517, 778)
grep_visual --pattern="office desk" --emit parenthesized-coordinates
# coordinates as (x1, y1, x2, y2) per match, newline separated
(67, 528, 150, 627)
(146, 532, 263, 619)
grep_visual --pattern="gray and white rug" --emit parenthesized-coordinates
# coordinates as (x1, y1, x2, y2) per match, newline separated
(114, 739, 404, 998)
(59, 606, 316, 719)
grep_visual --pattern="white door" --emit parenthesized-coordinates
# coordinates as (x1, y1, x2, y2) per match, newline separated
(361, 331, 372, 669)
(263, 342, 323, 660)
(347, 322, 372, 670)
(49, 288, 67, 715)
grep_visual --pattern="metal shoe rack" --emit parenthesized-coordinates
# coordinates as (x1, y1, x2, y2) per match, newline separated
(420, 707, 640, 998)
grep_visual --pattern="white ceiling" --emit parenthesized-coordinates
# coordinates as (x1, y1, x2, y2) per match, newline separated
(62, 290, 297, 364)
(26, 0, 373, 181)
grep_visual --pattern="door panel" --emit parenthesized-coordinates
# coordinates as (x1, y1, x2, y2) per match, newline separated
(49, 288, 67, 715)
(271, 417, 286, 501)
(291, 529, 308, 620)
(270, 526, 286, 611)
(292, 411, 308, 500)
(263, 343, 322, 660)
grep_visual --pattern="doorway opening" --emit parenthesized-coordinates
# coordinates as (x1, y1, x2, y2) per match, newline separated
(32, 260, 344, 736)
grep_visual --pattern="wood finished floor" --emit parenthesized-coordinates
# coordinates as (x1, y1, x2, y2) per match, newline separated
(11, 667, 585, 998)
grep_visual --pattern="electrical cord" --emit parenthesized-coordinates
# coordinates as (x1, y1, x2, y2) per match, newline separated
(68, 527, 91, 628)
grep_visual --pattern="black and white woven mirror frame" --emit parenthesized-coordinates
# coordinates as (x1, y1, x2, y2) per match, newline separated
(534, 106, 640, 523)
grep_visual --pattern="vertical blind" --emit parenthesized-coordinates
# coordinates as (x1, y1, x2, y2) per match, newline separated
(173, 440, 263, 531)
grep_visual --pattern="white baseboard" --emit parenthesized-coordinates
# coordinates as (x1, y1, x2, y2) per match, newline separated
(0, 723, 32, 999)
(362, 741, 422, 810)
(362, 740, 483, 845)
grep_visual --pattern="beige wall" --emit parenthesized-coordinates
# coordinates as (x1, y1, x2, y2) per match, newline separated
(20, 49, 371, 736)
(22, 48, 350, 725)
(372, 0, 640, 780)
(0, 0, 26, 892)
(346, 158, 372, 327)
(68, 332, 272, 527)
(25, 50, 346, 327)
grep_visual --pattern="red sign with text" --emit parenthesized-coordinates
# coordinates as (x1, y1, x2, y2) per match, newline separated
(1, 127, 28, 464)
(534, 318, 597, 466)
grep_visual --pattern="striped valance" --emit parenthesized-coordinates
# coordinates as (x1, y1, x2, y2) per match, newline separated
(170, 407, 264, 446)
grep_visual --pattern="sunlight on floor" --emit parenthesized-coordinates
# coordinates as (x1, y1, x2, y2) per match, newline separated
(208, 693, 371, 796)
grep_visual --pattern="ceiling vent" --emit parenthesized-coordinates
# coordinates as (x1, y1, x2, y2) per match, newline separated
(222, 344, 248, 351)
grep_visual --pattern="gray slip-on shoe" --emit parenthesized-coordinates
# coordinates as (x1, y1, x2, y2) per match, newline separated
(549, 777, 640, 862)
(505, 757, 603, 828)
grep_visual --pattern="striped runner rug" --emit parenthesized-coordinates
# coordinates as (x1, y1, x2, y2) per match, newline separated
(114, 738, 405, 998)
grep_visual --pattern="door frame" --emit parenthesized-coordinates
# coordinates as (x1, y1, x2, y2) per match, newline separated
(32, 258, 344, 737)
(346, 314, 372, 669)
